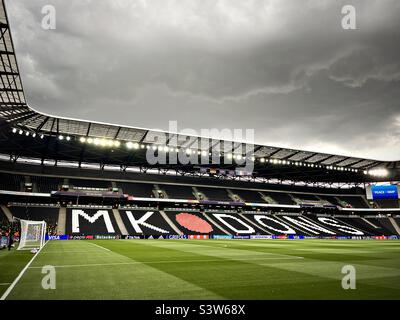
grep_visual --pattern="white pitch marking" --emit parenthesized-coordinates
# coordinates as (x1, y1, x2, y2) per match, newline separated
(0, 241, 48, 300)
(28, 255, 304, 269)
(86, 242, 111, 251)
(0, 283, 11, 286)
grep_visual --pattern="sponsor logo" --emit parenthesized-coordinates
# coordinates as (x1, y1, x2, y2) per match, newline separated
(212, 235, 233, 239)
(188, 235, 209, 239)
(233, 235, 250, 239)
(95, 235, 118, 240)
(124, 235, 143, 239)
(45, 235, 68, 241)
(167, 235, 188, 239)
(250, 235, 273, 239)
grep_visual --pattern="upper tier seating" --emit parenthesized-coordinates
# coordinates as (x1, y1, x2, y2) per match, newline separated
(30, 175, 62, 193)
(159, 184, 196, 200)
(292, 193, 320, 201)
(196, 187, 232, 201)
(375, 199, 399, 209)
(69, 178, 112, 189)
(231, 189, 266, 203)
(117, 182, 155, 197)
(262, 191, 295, 205)
(0, 172, 23, 191)
(339, 196, 369, 208)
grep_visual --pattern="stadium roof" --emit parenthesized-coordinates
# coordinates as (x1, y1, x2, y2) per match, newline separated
(0, 0, 399, 184)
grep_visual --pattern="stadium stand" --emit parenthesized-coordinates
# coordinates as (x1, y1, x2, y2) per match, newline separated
(338, 196, 369, 208)
(69, 178, 112, 189)
(8, 206, 59, 225)
(195, 187, 232, 201)
(0, 172, 23, 192)
(335, 216, 381, 235)
(364, 217, 398, 235)
(262, 191, 295, 205)
(0, 207, 9, 225)
(292, 193, 320, 201)
(166, 211, 228, 235)
(374, 199, 399, 209)
(209, 212, 267, 235)
(117, 182, 155, 197)
(317, 195, 342, 206)
(65, 208, 121, 235)
(159, 184, 196, 200)
(230, 189, 266, 203)
(30, 175, 61, 193)
(119, 209, 175, 235)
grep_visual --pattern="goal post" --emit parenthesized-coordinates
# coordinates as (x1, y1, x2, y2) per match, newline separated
(17, 219, 47, 251)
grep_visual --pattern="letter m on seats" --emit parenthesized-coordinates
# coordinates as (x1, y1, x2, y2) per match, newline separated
(72, 209, 115, 233)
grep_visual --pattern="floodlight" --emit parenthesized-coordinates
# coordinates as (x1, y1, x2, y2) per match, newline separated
(126, 142, 133, 149)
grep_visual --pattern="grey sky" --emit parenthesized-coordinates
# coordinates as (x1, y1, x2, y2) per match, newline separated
(7, 0, 400, 160)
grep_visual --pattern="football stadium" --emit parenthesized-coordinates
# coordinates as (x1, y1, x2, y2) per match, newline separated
(1, 0, 400, 306)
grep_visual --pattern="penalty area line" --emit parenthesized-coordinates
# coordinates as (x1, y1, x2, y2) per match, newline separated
(0, 241, 48, 300)
(87, 242, 111, 252)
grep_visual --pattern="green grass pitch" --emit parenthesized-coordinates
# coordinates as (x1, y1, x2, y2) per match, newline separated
(1, 239, 400, 300)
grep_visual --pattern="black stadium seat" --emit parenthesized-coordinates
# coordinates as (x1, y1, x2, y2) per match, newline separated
(196, 187, 232, 201)
(117, 182, 155, 197)
(0, 172, 23, 191)
(8, 206, 59, 226)
(159, 184, 196, 200)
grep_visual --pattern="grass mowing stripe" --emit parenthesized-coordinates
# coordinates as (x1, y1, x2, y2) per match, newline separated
(27, 255, 303, 269)
(0, 241, 48, 301)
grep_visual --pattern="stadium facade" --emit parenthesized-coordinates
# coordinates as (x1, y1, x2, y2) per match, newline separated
(1, 0, 400, 241)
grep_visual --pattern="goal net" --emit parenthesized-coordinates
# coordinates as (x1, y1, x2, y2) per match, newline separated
(18, 219, 47, 251)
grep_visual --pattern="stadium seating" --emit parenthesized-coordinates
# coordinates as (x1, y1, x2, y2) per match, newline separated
(30, 175, 62, 193)
(8, 206, 59, 225)
(116, 182, 155, 197)
(364, 217, 398, 235)
(159, 184, 196, 200)
(338, 196, 369, 208)
(195, 187, 232, 201)
(167, 211, 228, 235)
(65, 208, 121, 235)
(119, 209, 175, 235)
(335, 216, 381, 235)
(0, 172, 23, 191)
(230, 189, 266, 203)
(375, 199, 399, 209)
(292, 193, 320, 201)
(262, 191, 295, 205)
(69, 178, 112, 189)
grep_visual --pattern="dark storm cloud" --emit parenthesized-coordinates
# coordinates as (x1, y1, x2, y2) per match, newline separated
(6, 0, 400, 160)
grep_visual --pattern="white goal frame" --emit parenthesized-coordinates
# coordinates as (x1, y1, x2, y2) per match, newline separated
(17, 219, 47, 251)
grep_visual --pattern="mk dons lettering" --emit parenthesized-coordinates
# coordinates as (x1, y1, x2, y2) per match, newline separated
(72, 209, 115, 233)
(254, 215, 296, 234)
(213, 214, 255, 234)
(317, 217, 364, 235)
(282, 216, 335, 235)
(125, 211, 169, 234)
